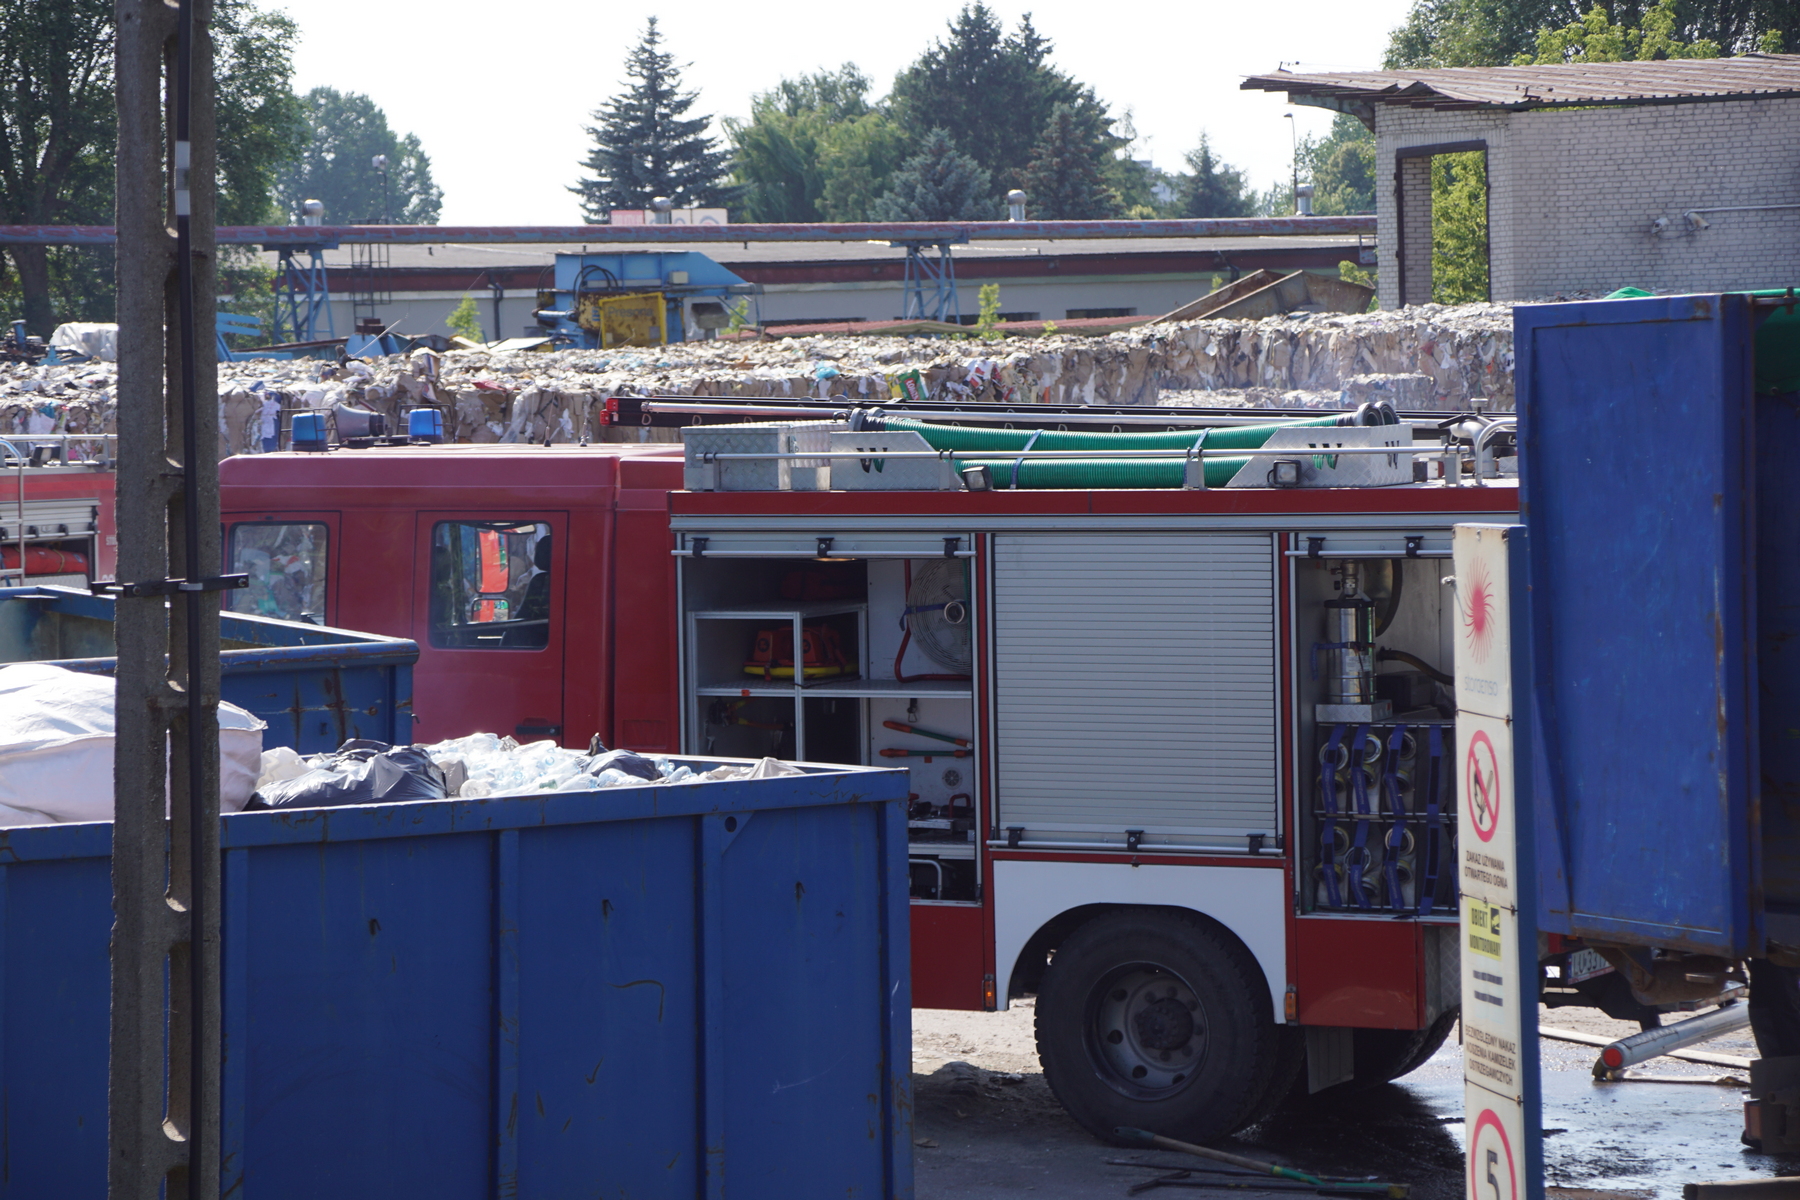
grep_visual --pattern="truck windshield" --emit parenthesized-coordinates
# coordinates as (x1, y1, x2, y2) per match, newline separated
(227, 522, 328, 623)
(430, 520, 552, 650)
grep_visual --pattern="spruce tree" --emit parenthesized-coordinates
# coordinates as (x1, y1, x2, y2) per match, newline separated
(1178, 135, 1255, 219)
(571, 18, 733, 220)
(1019, 103, 1121, 220)
(870, 129, 994, 222)
(889, 4, 1118, 188)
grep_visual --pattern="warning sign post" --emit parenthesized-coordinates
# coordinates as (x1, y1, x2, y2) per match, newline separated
(1453, 525, 1542, 1200)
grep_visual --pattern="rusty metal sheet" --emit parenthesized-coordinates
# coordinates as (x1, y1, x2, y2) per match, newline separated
(1183, 270, 1376, 322)
(1158, 270, 1285, 322)
(1244, 53, 1800, 111)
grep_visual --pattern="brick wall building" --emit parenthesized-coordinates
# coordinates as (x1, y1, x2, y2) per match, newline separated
(1246, 56, 1800, 308)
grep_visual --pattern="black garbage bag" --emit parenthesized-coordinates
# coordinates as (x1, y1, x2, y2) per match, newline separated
(586, 749, 662, 782)
(250, 743, 448, 810)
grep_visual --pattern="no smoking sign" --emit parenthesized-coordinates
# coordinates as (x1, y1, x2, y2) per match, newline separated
(1465, 729, 1502, 843)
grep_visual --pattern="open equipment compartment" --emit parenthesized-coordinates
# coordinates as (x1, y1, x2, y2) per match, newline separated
(679, 541, 980, 903)
(1289, 532, 1461, 920)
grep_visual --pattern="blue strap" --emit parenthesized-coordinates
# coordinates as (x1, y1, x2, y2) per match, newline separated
(1417, 725, 1445, 916)
(1384, 724, 1410, 913)
(1346, 724, 1374, 910)
(1318, 724, 1347, 908)
(1009, 430, 1042, 489)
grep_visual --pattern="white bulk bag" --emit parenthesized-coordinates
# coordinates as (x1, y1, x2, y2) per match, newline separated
(0, 663, 266, 826)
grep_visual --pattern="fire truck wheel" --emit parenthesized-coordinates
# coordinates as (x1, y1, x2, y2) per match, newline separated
(1035, 910, 1279, 1143)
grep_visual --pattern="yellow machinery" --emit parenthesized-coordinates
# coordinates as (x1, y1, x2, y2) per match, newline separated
(576, 291, 667, 348)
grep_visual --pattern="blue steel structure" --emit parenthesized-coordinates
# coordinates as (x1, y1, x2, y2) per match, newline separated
(534, 250, 759, 346)
(270, 244, 336, 344)
(894, 235, 966, 323)
(0, 760, 912, 1198)
(1516, 291, 1800, 957)
(0, 586, 416, 752)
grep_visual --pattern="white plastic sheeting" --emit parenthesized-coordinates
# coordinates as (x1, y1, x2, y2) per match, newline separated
(48, 323, 119, 363)
(0, 663, 266, 826)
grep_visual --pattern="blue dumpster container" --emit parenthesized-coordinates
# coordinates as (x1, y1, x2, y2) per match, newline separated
(0, 585, 416, 751)
(0, 759, 913, 1198)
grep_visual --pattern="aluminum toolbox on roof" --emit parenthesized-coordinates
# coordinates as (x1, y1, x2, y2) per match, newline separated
(0, 758, 912, 1199)
(1516, 290, 1800, 957)
(0, 585, 416, 751)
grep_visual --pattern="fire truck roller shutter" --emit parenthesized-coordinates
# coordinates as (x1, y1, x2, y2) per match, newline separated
(992, 532, 1277, 847)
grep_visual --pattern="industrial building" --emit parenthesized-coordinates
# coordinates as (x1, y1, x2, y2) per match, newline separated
(256, 232, 1366, 343)
(1245, 53, 1800, 308)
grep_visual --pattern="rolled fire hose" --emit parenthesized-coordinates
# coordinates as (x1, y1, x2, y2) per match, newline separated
(862, 410, 1390, 491)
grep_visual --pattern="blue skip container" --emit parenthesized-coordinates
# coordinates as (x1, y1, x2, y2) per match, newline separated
(0, 759, 913, 1199)
(0, 585, 416, 752)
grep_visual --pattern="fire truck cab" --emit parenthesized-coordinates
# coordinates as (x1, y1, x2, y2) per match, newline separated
(671, 408, 1516, 1140)
(219, 444, 683, 748)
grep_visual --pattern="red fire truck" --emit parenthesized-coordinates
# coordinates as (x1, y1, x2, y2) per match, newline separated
(220, 402, 1519, 1142)
(0, 447, 117, 589)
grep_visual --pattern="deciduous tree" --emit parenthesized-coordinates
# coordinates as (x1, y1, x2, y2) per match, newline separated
(274, 88, 441, 224)
(1386, 0, 1790, 67)
(726, 66, 872, 223)
(0, 0, 303, 332)
(1302, 114, 1376, 216)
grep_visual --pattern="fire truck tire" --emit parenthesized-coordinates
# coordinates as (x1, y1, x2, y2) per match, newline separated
(1353, 1007, 1458, 1085)
(1034, 910, 1281, 1143)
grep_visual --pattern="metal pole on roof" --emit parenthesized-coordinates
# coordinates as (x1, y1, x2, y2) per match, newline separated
(1284, 113, 1298, 215)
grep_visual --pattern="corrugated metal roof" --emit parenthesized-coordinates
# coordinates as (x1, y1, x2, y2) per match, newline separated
(1242, 53, 1800, 111)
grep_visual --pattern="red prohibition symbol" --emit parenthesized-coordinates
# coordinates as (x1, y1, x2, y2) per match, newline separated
(1469, 1108, 1517, 1200)
(1466, 730, 1501, 843)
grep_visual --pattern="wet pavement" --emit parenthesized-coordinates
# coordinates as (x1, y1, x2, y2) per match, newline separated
(913, 1001, 1800, 1199)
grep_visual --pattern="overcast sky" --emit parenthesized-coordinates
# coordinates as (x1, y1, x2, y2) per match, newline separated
(287, 0, 1414, 225)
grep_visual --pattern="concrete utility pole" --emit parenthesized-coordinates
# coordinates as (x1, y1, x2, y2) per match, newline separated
(110, 2, 224, 1198)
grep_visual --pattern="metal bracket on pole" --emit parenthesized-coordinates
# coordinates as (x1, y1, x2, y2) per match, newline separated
(91, 574, 247, 599)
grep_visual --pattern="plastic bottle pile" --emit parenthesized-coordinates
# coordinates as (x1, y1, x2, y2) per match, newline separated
(0, 300, 1519, 461)
(252, 732, 803, 810)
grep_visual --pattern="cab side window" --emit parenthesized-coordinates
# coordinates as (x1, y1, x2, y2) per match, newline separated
(430, 521, 551, 650)
(228, 522, 328, 624)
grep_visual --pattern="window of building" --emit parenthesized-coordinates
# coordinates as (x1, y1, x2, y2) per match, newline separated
(228, 522, 328, 624)
(430, 521, 552, 650)
(1064, 308, 1136, 319)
